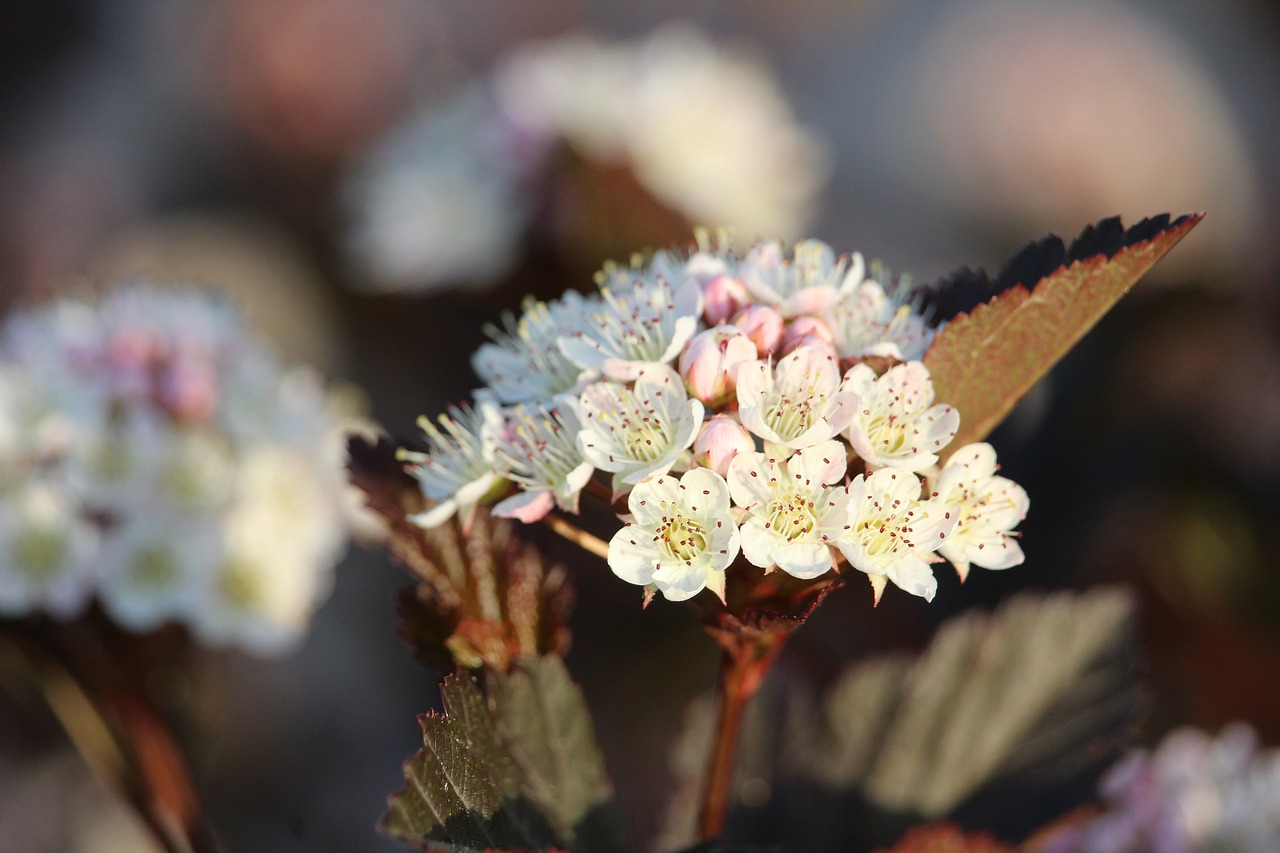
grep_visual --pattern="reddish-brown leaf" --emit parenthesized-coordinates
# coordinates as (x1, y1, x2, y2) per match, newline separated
(923, 214, 1202, 451)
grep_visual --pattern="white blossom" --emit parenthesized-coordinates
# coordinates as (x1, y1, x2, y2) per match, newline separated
(97, 515, 219, 632)
(843, 361, 959, 472)
(0, 481, 96, 619)
(558, 264, 702, 381)
(472, 291, 597, 405)
(933, 442, 1028, 581)
(608, 467, 740, 601)
(492, 403, 594, 523)
(736, 344, 858, 450)
(727, 440, 849, 579)
(825, 278, 934, 362)
(838, 467, 956, 602)
(740, 239, 865, 317)
(400, 396, 503, 529)
(577, 364, 704, 495)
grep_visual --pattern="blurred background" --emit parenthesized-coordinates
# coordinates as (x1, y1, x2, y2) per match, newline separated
(1, 0, 1278, 850)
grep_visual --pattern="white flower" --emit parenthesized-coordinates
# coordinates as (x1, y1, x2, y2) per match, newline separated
(493, 27, 827, 240)
(825, 278, 934, 362)
(736, 344, 858, 450)
(843, 361, 959, 472)
(0, 481, 96, 619)
(932, 443, 1028, 581)
(838, 467, 956, 602)
(97, 515, 219, 632)
(576, 364, 704, 495)
(740, 239, 865, 317)
(492, 403, 594, 523)
(558, 263, 702, 381)
(400, 395, 503, 529)
(472, 291, 597, 405)
(608, 468, 740, 602)
(344, 85, 533, 292)
(727, 440, 849, 579)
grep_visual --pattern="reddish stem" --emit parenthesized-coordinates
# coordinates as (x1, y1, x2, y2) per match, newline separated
(697, 628, 788, 841)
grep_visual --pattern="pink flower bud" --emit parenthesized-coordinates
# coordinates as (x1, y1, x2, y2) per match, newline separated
(694, 415, 755, 478)
(159, 358, 219, 423)
(678, 326, 756, 406)
(702, 274, 751, 326)
(781, 316, 838, 359)
(731, 304, 784, 357)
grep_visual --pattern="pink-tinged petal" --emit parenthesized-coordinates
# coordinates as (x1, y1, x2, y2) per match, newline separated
(600, 357, 646, 382)
(817, 390, 859, 437)
(608, 527, 659, 586)
(408, 499, 458, 529)
(693, 415, 755, 478)
(786, 286, 840, 316)
(771, 541, 834, 579)
(919, 404, 960, 454)
(727, 452, 775, 510)
(493, 489, 556, 523)
(739, 517, 775, 568)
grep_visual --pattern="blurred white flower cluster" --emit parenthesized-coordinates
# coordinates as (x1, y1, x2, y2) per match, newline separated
(1048, 723, 1280, 853)
(346, 27, 828, 293)
(0, 284, 358, 654)
(405, 235, 1028, 604)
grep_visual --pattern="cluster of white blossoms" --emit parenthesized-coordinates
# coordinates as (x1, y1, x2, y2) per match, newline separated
(406, 235, 1029, 605)
(0, 284, 359, 654)
(346, 26, 827, 292)
(1047, 724, 1280, 853)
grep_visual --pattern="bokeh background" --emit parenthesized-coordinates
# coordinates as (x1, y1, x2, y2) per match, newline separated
(1, 0, 1278, 850)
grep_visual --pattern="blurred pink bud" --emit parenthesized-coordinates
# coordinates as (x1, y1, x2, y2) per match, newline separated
(702, 274, 751, 326)
(781, 316, 839, 359)
(694, 415, 755, 478)
(159, 359, 219, 423)
(731, 304, 784, 357)
(678, 326, 757, 406)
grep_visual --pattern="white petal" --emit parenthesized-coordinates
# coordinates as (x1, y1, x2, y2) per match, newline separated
(727, 452, 774, 510)
(408, 499, 459, 529)
(608, 527, 659, 586)
(771, 541, 833, 579)
(739, 517, 776, 568)
(885, 555, 938, 602)
(788, 440, 848, 492)
(679, 468, 732, 517)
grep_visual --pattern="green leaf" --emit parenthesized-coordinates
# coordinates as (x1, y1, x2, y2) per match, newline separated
(922, 213, 1202, 451)
(796, 588, 1139, 817)
(381, 657, 625, 853)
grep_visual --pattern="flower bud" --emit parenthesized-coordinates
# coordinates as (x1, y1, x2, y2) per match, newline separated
(702, 274, 751, 326)
(731, 304, 784, 357)
(678, 326, 756, 406)
(693, 415, 755, 478)
(781, 316, 838, 359)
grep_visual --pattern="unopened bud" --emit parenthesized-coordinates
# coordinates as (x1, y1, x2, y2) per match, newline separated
(781, 316, 838, 359)
(702, 274, 751, 326)
(678, 326, 756, 406)
(694, 415, 755, 478)
(731, 304, 784, 357)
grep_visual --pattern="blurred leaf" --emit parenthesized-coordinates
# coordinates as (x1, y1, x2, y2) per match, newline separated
(793, 588, 1139, 818)
(382, 658, 625, 852)
(349, 433, 572, 671)
(873, 824, 1016, 853)
(922, 213, 1202, 451)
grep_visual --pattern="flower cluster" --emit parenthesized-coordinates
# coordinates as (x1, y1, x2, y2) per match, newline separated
(407, 236, 1028, 604)
(0, 284, 360, 654)
(346, 26, 827, 292)
(1046, 724, 1280, 853)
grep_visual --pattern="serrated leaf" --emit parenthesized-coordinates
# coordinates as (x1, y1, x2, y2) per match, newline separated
(349, 433, 572, 671)
(382, 658, 625, 853)
(921, 214, 1201, 450)
(794, 588, 1139, 819)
